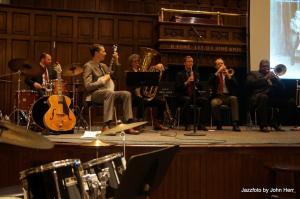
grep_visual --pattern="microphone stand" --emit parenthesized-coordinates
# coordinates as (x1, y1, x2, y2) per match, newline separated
(185, 26, 206, 136)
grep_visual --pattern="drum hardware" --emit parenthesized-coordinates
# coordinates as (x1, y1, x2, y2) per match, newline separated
(296, 80, 300, 108)
(0, 120, 54, 149)
(20, 159, 87, 199)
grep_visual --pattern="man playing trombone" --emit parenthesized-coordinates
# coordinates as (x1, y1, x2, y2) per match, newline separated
(246, 59, 285, 132)
(209, 58, 241, 131)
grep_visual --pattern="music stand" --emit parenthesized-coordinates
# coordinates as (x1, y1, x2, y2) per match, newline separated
(126, 71, 160, 87)
(114, 145, 179, 199)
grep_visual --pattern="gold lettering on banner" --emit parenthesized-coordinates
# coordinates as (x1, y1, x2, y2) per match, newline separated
(165, 43, 243, 53)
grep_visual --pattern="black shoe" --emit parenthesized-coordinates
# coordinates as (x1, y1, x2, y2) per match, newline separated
(260, 126, 270, 132)
(185, 125, 191, 131)
(271, 125, 285, 132)
(232, 125, 241, 132)
(216, 125, 223, 130)
(198, 124, 208, 131)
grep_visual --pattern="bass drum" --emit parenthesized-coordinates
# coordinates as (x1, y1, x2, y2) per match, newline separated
(31, 96, 49, 129)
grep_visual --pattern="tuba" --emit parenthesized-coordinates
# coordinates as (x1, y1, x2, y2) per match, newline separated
(139, 47, 162, 101)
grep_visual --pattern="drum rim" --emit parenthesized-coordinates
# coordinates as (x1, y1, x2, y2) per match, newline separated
(20, 159, 81, 179)
(82, 153, 123, 169)
(16, 90, 38, 93)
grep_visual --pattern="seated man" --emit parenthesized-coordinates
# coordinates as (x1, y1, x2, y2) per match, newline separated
(175, 56, 209, 131)
(127, 53, 168, 131)
(208, 58, 241, 132)
(83, 44, 139, 134)
(246, 59, 285, 132)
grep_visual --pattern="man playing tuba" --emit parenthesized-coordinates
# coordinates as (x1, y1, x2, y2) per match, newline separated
(128, 53, 169, 131)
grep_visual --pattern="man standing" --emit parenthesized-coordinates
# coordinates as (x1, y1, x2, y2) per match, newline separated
(209, 58, 241, 131)
(83, 44, 139, 134)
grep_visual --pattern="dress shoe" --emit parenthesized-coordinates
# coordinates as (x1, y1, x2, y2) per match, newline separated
(184, 125, 191, 131)
(271, 125, 285, 132)
(154, 123, 169, 131)
(125, 128, 140, 135)
(260, 126, 270, 133)
(198, 124, 208, 131)
(232, 125, 241, 132)
(216, 125, 223, 130)
(101, 125, 109, 132)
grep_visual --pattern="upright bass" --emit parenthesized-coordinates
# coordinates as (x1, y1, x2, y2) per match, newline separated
(43, 63, 76, 131)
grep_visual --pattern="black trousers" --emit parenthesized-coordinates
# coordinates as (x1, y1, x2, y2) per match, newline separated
(132, 96, 166, 122)
(250, 93, 284, 127)
(179, 95, 210, 126)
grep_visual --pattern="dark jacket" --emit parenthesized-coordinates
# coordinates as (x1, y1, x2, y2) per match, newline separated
(25, 64, 57, 89)
(246, 71, 285, 97)
(208, 69, 239, 98)
(175, 69, 202, 97)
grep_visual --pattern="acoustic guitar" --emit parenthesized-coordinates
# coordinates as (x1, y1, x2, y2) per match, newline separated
(43, 63, 76, 131)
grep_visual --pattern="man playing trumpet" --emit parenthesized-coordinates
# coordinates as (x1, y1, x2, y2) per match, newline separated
(209, 58, 241, 131)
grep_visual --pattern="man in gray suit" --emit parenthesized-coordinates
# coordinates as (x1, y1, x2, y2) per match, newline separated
(83, 44, 139, 134)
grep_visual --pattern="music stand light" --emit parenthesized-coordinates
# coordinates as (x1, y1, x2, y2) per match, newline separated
(114, 145, 179, 199)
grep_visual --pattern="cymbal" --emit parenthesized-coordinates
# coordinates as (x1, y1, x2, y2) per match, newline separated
(102, 121, 147, 136)
(0, 120, 54, 149)
(8, 58, 44, 77)
(81, 139, 112, 147)
(8, 58, 27, 72)
(62, 65, 83, 77)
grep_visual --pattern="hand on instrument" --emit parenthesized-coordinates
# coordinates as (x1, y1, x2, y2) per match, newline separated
(112, 52, 120, 65)
(33, 82, 43, 90)
(217, 65, 226, 74)
(153, 63, 165, 71)
(103, 74, 111, 82)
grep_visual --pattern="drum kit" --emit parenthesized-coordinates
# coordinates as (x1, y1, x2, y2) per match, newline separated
(0, 115, 147, 198)
(1, 59, 87, 130)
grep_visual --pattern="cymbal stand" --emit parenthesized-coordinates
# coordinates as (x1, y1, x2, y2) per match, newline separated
(15, 71, 21, 126)
(296, 80, 300, 108)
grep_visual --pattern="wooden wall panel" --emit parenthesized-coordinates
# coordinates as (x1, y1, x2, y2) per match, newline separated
(77, 43, 92, 66)
(118, 19, 133, 43)
(137, 21, 153, 41)
(11, 40, 29, 58)
(56, 16, 73, 38)
(98, 18, 114, 41)
(0, 11, 6, 33)
(12, 12, 30, 35)
(78, 17, 94, 39)
(55, 42, 72, 67)
(34, 15, 52, 36)
(34, 41, 51, 61)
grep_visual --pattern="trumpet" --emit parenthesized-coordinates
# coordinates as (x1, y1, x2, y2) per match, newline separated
(222, 68, 235, 79)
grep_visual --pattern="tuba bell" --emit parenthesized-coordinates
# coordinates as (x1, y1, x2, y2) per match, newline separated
(139, 47, 162, 101)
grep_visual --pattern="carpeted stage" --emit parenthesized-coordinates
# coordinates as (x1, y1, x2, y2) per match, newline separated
(1, 125, 300, 199)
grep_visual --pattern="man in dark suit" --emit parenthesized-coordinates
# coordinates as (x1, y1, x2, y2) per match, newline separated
(246, 59, 285, 132)
(25, 52, 57, 97)
(208, 58, 241, 131)
(175, 55, 209, 131)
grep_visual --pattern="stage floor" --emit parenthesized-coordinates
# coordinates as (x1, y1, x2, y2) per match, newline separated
(46, 125, 300, 147)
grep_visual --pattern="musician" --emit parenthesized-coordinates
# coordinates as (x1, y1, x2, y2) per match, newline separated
(25, 53, 57, 97)
(128, 53, 169, 131)
(83, 44, 139, 134)
(208, 58, 241, 131)
(175, 56, 209, 131)
(246, 59, 285, 132)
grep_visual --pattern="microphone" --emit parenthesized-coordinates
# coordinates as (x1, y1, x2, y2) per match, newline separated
(191, 26, 203, 39)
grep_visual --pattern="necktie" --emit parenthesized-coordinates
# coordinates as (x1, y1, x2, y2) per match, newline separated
(218, 73, 224, 94)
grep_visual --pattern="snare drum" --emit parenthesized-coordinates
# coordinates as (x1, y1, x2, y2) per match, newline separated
(16, 90, 38, 111)
(20, 159, 87, 199)
(51, 79, 68, 95)
(31, 96, 49, 129)
(83, 153, 125, 198)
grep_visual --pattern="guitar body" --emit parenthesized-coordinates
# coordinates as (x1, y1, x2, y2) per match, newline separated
(43, 95, 76, 131)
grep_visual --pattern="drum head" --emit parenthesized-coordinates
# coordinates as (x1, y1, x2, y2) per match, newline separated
(82, 153, 123, 169)
(31, 96, 49, 129)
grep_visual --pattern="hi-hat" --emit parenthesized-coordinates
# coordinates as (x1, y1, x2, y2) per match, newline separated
(62, 65, 83, 77)
(102, 121, 147, 136)
(81, 139, 112, 147)
(0, 120, 54, 149)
